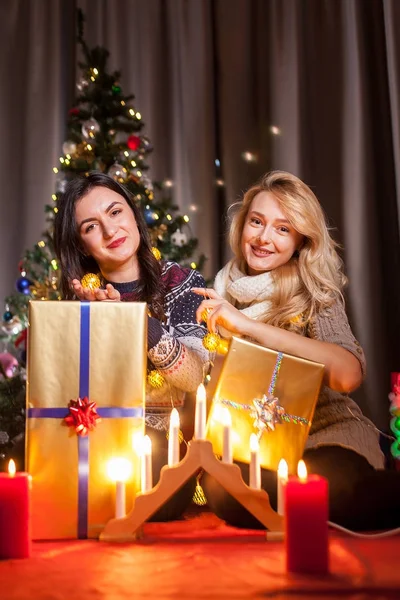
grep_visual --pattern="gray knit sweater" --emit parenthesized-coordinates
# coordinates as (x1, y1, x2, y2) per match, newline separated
(305, 300, 385, 469)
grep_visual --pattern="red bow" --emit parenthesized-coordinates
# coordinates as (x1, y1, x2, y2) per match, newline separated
(64, 397, 101, 437)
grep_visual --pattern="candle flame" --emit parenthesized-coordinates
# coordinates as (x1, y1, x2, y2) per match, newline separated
(196, 383, 206, 403)
(170, 408, 180, 427)
(250, 433, 259, 452)
(221, 407, 231, 427)
(277, 458, 288, 481)
(8, 459, 16, 477)
(106, 457, 132, 482)
(142, 434, 152, 455)
(297, 459, 307, 482)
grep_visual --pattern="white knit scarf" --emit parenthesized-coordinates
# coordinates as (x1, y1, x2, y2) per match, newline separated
(214, 259, 275, 322)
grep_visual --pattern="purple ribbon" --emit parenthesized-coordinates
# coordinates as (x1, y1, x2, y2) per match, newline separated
(27, 302, 143, 538)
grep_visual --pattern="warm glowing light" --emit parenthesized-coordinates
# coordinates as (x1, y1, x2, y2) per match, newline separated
(121, 100, 126, 106)
(170, 407, 180, 427)
(205, 374, 211, 382)
(51, 259, 58, 269)
(65, 159, 70, 165)
(93, 68, 99, 75)
(66, 154, 71, 160)
(269, 125, 281, 135)
(297, 459, 307, 482)
(212, 403, 224, 423)
(250, 433, 259, 453)
(8, 460, 16, 477)
(38, 241, 45, 248)
(164, 179, 173, 188)
(142, 434, 152, 455)
(130, 160, 136, 167)
(166, 214, 172, 220)
(59, 157, 64, 163)
(190, 262, 197, 269)
(53, 167, 59, 174)
(136, 112, 141, 119)
(196, 383, 206, 403)
(221, 407, 231, 427)
(124, 150, 129, 157)
(241, 151, 257, 163)
(129, 108, 135, 116)
(216, 178, 225, 186)
(52, 194, 57, 201)
(106, 457, 132, 482)
(90, 76, 95, 82)
(136, 170, 142, 177)
(183, 215, 189, 222)
(54, 207, 58, 213)
(132, 431, 144, 456)
(277, 458, 288, 482)
(86, 144, 93, 151)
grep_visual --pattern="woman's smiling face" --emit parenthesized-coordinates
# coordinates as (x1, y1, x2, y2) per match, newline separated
(75, 186, 140, 273)
(241, 191, 304, 275)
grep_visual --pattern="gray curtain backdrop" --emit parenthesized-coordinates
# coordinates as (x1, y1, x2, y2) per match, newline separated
(0, 0, 399, 430)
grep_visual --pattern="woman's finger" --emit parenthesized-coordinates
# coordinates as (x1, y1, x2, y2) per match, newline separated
(196, 299, 223, 324)
(191, 287, 223, 300)
(105, 284, 121, 301)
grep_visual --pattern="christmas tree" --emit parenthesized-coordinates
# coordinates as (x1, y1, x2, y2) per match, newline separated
(0, 10, 205, 468)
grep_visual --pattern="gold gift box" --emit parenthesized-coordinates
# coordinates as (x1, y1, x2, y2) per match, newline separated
(26, 301, 147, 540)
(206, 337, 324, 474)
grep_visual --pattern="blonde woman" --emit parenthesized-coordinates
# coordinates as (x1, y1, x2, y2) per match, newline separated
(194, 171, 399, 531)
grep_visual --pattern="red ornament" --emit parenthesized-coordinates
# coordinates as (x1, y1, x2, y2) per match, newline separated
(127, 135, 141, 151)
(69, 107, 80, 116)
(64, 397, 101, 437)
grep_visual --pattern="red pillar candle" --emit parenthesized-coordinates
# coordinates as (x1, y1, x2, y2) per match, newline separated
(0, 460, 31, 559)
(284, 460, 329, 574)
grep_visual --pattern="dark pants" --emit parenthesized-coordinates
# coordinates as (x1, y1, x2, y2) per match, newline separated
(146, 428, 196, 522)
(201, 446, 400, 531)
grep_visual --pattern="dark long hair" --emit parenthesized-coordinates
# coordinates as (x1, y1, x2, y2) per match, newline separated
(53, 172, 165, 320)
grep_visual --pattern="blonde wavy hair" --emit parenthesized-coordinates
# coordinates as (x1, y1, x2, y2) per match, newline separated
(229, 170, 347, 331)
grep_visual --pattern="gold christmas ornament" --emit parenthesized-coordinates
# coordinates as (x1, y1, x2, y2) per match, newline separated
(81, 273, 101, 290)
(200, 308, 211, 323)
(147, 369, 165, 389)
(192, 481, 207, 506)
(166, 429, 184, 444)
(202, 332, 221, 353)
(151, 247, 162, 261)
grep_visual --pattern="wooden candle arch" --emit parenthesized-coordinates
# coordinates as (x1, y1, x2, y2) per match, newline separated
(100, 439, 283, 542)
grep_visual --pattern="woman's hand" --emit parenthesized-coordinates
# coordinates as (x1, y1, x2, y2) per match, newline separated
(192, 287, 252, 336)
(71, 279, 121, 302)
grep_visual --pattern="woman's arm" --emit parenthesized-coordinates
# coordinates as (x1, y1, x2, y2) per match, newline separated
(148, 269, 208, 392)
(193, 289, 362, 394)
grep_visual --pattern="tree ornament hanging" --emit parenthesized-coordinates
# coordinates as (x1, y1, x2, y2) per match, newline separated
(143, 207, 158, 226)
(76, 77, 89, 92)
(151, 247, 162, 261)
(140, 136, 153, 153)
(16, 276, 32, 295)
(81, 118, 100, 139)
(108, 163, 127, 181)
(147, 369, 165, 389)
(171, 230, 187, 246)
(62, 140, 77, 156)
(127, 135, 141, 151)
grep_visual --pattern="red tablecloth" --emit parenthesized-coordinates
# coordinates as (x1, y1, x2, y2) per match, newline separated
(1, 513, 399, 599)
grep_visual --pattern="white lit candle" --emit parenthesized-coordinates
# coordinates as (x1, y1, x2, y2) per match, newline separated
(249, 434, 261, 489)
(106, 457, 132, 518)
(221, 407, 232, 463)
(277, 458, 288, 515)
(195, 383, 207, 439)
(141, 435, 153, 492)
(168, 408, 180, 466)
